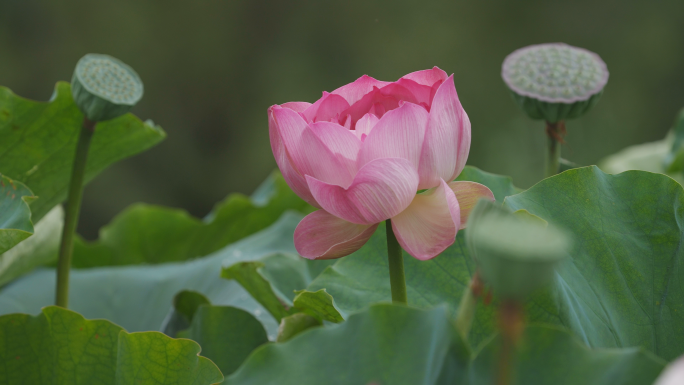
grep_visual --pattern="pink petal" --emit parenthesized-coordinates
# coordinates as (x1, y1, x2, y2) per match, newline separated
(309, 121, 361, 162)
(418, 75, 471, 189)
(374, 82, 420, 105)
(306, 158, 419, 225)
(448, 181, 495, 229)
(272, 106, 354, 188)
(655, 355, 684, 385)
(358, 102, 429, 172)
(401, 67, 449, 87)
(268, 106, 319, 207)
(302, 92, 350, 123)
(393, 78, 434, 107)
(294, 210, 379, 260)
(332, 74, 391, 105)
(342, 87, 401, 128)
(391, 179, 460, 260)
(281, 102, 312, 113)
(355, 113, 380, 138)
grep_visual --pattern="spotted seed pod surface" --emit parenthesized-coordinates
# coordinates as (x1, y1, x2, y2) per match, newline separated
(71, 54, 144, 122)
(75, 54, 143, 105)
(502, 43, 608, 104)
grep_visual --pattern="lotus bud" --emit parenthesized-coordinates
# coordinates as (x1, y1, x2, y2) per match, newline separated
(502, 43, 609, 123)
(466, 199, 571, 301)
(71, 54, 144, 122)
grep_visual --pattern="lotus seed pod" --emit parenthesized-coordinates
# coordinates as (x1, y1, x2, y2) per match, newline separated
(71, 54, 144, 122)
(466, 199, 571, 301)
(502, 43, 609, 123)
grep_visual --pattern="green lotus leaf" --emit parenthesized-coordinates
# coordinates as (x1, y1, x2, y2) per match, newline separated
(71, 171, 312, 268)
(221, 255, 301, 322)
(0, 171, 312, 287)
(160, 290, 211, 337)
(0, 205, 62, 287)
(177, 305, 268, 376)
(0, 306, 222, 384)
(0, 213, 317, 338)
(469, 325, 664, 385)
(305, 166, 520, 344)
(275, 313, 321, 343)
(0, 82, 165, 222)
(599, 108, 684, 184)
(305, 166, 684, 361)
(223, 304, 663, 385)
(0, 175, 35, 256)
(504, 166, 684, 361)
(225, 304, 470, 385)
(292, 289, 344, 323)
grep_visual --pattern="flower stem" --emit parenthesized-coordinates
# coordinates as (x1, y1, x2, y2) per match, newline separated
(55, 117, 96, 308)
(454, 271, 482, 340)
(385, 220, 407, 304)
(545, 121, 564, 178)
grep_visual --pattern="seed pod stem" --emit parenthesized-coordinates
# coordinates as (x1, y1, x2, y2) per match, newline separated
(55, 118, 95, 307)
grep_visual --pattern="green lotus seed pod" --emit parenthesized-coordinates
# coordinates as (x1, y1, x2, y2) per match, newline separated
(502, 43, 609, 123)
(466, 199, 572, 301)
(71, 54, 144, 122)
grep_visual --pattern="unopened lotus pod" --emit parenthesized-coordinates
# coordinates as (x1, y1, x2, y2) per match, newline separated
(466, 199, 572, 301)
(71, 53, 144, 122)
(502, 43, 608, 123)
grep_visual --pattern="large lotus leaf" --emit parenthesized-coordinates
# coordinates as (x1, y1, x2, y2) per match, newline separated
(304, 166, 684, 360)
(504, 166, 684, 361)
(225, 304, 470, 385)
(303, 166, 519, 344)
(160, 290, 211, 337)
(0, 175, 35, 255)
(72, 171, 311, 267)
(220, 252, 334, 323)
(0, 206, 62, 287)
(469, 325, 664, 385)
(177, 305, 269, 376)
(0, 82, 165, 222)
(0, 212, 327, 338)
(0, 306, 222, 385)
(599, 131, 684, 185)
(223, 304, 663, 385)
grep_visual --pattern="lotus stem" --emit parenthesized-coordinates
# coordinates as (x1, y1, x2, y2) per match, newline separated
(545, 121, 565, 178)
(496, 300, 525, 385)
(385, 220, 407, 304)
(55, 117, 96, 308)
(454, 271, 483, 340)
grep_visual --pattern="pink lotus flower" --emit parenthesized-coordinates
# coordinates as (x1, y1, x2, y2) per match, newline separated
(269, 67, 494, 261)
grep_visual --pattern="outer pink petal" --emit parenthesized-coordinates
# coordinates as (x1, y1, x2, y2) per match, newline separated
(448, 181, 495, 230)
(306, 158, 419, 225)
(401, 67, 448, 87)
(281, 102, 312, 113)
(332, 74, 391, 105)
(355, 113, 380, 138)
(391, 179, 460, 260)
(302, 92, 350, 123)
(294, 210, 379, 260)
(358, 102, 429, 172)
(268, 106, 319, 207)
(418, 75, 471, 189)
(272, 106, 354, 187)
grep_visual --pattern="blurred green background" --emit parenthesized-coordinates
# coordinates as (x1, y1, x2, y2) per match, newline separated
(1, 0, 683, 239)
